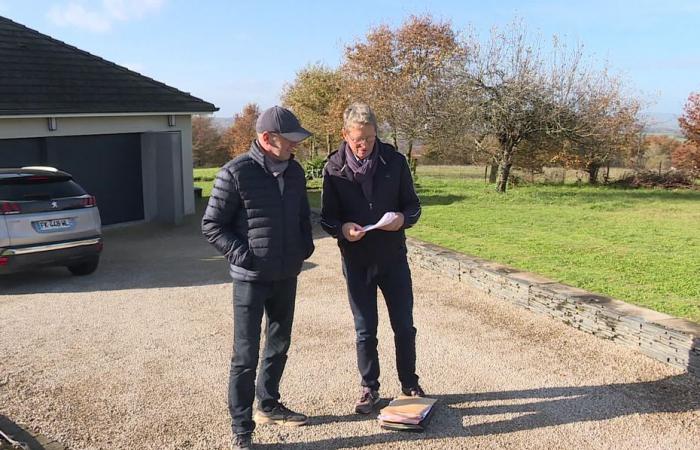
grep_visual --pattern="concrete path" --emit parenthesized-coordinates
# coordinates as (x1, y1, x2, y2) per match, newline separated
(1, 206, 698, 449)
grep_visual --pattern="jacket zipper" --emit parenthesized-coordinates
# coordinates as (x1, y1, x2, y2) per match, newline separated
(279, 175, 285, 270)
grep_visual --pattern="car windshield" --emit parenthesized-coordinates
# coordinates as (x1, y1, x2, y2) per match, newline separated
(0, 179, 86, 201)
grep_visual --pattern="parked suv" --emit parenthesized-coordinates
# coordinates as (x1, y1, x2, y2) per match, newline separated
(0, 167, 102, 275)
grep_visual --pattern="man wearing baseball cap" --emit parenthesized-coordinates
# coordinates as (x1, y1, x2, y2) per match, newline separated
(202, 106, 314, 449)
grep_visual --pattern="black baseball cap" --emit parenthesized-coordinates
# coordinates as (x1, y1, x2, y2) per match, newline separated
(255, 106, 312, 143)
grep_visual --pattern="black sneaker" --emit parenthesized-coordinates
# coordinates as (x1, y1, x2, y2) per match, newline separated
(401, 385, 426, 397)
(355, 387, 380, 414)
(254, 403, 308, 427)
(231, 432, 252, 450)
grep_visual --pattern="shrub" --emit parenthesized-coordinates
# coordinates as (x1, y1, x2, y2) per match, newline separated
(610, 170, 696, 189)
(303, 156, 326, 180)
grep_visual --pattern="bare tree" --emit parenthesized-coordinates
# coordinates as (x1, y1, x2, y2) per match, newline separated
(555, 72, 643, 184)
(449, 21, 642, 191)
(456, 22, 571, 192)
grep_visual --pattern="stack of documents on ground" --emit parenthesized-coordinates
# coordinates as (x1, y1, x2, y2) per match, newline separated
(378, 396, 437, 431)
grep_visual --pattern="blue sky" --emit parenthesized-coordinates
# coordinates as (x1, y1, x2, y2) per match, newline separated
(1, 0, 698, 117)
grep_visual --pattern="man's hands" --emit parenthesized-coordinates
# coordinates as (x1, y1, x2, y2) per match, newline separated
(378, 212, 404, 232)
(342, 212, 404, 242)
(342, 222, 366, 242)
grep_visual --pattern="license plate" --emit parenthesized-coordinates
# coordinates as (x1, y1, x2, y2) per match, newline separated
(34, 218, 74, 232)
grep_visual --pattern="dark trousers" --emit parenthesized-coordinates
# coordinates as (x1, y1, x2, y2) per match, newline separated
(342, 255, 418, 391)
(228, 277, 297, 434)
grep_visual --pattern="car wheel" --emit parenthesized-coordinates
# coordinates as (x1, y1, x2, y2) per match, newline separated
(67, 257, 100, 276)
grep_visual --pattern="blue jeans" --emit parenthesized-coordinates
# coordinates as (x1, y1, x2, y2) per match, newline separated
(228, 277, 297, 434)
(342, 255, 418, 391)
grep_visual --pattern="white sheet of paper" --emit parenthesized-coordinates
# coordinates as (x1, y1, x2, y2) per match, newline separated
(362, 212, 398, 232)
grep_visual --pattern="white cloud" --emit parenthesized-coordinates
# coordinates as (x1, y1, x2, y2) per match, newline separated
(48, 3, 112, 32)
(46, 0, 166, 32)
(103, 0, 165, 21)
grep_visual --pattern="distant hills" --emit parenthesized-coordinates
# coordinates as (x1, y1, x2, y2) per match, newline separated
(209, 112, 684, 138)
(211, 117, 232, 131)
(643, 112, 682, 137)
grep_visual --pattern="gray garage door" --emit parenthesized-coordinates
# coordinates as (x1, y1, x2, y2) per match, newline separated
(0, 134, 144, 225)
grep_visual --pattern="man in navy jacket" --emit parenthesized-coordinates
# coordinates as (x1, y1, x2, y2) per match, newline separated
(321, 102, 424, 415)
(202, 106, 314, 449)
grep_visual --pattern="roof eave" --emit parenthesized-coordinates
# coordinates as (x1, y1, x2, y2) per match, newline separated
(0, 110, 219, 119)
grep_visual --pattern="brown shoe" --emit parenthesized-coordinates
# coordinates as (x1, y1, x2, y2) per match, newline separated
(230, 432, 252, 450)
(254, 403, 308, 427)
(401, 384, 426, 397)
(355, 387, 380, 414)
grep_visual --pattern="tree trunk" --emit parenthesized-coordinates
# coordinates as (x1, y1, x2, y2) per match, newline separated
(488, 163, 498, 183)
(407, 139, 414, 163)
(496, 140, 515, 193)
(496, 162, 513, 192)
(587, 163, 600, 185)
(326, 133, 331, 157)
(392, 128, 399, 152)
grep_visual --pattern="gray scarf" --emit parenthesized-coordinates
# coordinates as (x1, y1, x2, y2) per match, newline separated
(344, 141, 379, 202)
(264, 154, 289, 194)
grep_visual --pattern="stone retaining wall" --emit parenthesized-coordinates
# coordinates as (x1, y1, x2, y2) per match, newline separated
(405, 238, 700, 377)
(309, 210, 699, 377)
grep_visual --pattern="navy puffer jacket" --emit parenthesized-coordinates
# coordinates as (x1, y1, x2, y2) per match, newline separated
(202, 141, 314, 281)
(321, 140, 421, 264)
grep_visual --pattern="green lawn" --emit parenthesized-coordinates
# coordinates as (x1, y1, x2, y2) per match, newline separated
(193, 167, 219, 198)
(195, 166, 700, 323)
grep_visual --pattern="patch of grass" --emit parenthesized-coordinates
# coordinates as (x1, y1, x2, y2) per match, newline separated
(409, 175, 700, 323)
(195, 167, 322, 207)
(307, 178, 322, 208)
(194, 181, 214, 198)
(193, 167, 219, 182)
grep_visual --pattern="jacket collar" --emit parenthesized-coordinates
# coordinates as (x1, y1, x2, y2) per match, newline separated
(249, 140, 295, 174)
(328, 139, 389, 179)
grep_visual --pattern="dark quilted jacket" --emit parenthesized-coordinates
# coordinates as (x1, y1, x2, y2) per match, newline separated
(202, 141, 314, 281)
(320, 140, 421, 264)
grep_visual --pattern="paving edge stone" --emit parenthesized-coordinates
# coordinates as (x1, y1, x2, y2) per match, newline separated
(404, 237, 700, 378)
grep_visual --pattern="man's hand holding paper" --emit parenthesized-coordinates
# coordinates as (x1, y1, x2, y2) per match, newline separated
(362, 211, 405, 232)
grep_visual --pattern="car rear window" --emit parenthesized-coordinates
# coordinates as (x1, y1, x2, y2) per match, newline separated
(0, 179, 86, 201)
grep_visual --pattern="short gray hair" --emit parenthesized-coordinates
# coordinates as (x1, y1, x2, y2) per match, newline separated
(343, 102, 377, 131)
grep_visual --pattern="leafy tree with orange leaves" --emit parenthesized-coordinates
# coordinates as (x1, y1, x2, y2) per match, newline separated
(676, 92, 700, 177)
(343, 15, 465, 161)
(221, 103, 260, 159)
(192, 115, 227, 167)
(282, 64, 347, 156)
(640, 135, 683, 171)
(679, 92, 700, 146)
(671, 142, 700, 178)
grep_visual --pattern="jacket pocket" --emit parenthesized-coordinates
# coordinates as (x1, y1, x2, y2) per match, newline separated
(231, 246, 254, 269)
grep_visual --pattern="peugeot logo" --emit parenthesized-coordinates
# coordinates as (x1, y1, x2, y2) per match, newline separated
(50, 201, 58, 209)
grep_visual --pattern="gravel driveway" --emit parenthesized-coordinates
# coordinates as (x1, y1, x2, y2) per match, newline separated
(1, 204, 698, 449)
